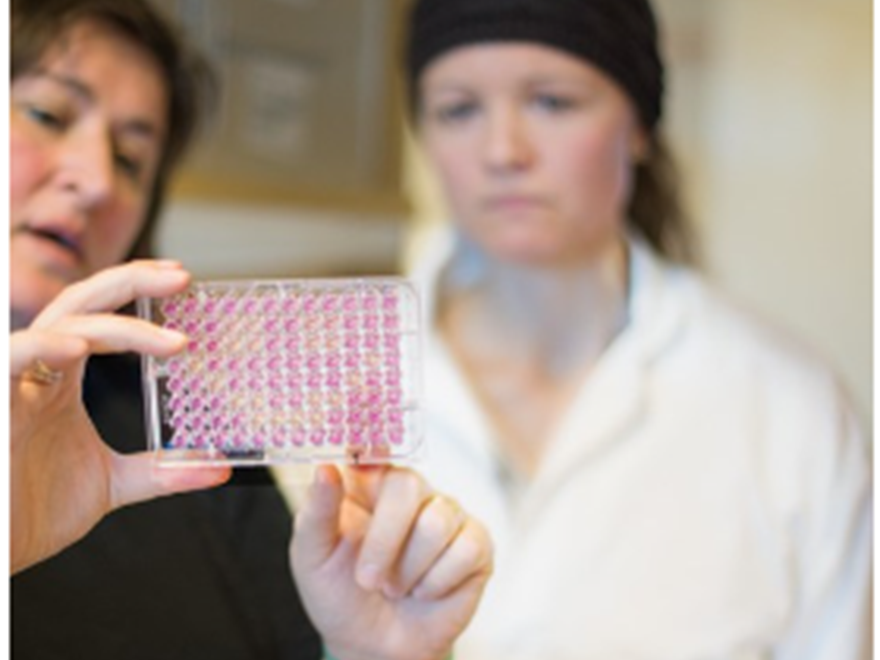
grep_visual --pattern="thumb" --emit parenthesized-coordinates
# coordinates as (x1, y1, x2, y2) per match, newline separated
(292, 465, 345, 570)
(109, 452, 231, 510)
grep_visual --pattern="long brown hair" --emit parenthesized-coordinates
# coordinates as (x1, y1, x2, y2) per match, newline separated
(631, 133, 697, 264)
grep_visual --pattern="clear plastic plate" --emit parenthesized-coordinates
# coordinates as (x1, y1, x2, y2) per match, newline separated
(137, 277, 423, 466)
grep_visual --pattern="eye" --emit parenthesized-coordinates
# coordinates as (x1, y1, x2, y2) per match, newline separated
(531, 93, 578, 113)
(23, 104, 67, 131)
(114, 152, 144, 182)
(432, 100, 479, 125)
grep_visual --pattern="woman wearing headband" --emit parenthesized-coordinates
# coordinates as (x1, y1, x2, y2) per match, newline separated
(404, 0, 870, 658)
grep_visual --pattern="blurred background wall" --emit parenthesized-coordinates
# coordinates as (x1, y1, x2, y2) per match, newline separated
(158, 0, 872, 429)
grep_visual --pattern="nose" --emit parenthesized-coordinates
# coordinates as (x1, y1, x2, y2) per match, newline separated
(483, 107, 533, 173)
(57, 124, 115, 209)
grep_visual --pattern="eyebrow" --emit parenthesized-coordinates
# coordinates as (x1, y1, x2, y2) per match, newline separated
(36, 70, 164, 141)
(426, 72, 592, 92)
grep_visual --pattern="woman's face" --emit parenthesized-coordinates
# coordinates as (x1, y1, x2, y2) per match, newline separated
(419, 43, 646, 266)
(10, 18, 168, 328)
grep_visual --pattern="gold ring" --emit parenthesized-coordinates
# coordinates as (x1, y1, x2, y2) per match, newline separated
(24, 359, 63, 386)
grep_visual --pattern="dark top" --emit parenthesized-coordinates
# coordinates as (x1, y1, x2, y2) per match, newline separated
(12, 355, 322, 660)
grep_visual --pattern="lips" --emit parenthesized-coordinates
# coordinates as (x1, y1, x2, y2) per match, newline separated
(484, 195, 546, 212)
(16, 223, 85, 264)
(485, 194, 545, 208)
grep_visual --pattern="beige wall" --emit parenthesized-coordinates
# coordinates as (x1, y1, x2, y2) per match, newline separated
(402, 0, 873, 428)
(692, 0, 872, 427)
(158, 201, 405, 279)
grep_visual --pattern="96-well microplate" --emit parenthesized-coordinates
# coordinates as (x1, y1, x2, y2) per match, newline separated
(138, 278, 422, 466)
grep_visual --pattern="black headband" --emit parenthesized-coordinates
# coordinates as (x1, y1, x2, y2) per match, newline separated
(406, 0, 665, 131)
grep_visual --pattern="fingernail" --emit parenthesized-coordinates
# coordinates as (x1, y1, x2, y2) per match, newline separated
(161, 329, 188, 344)
(315, 465, 333, 485)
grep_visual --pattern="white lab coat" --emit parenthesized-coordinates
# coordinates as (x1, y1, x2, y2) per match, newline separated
(411, 230, 871, 660)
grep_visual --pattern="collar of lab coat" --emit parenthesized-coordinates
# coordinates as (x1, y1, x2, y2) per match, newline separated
(410, 226, 693, 513)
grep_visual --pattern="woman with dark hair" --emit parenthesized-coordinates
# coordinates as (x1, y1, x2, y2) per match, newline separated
(9, 0, 213, 331)
(10, 2, 493, 658)
(404, 0, 871, 658)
